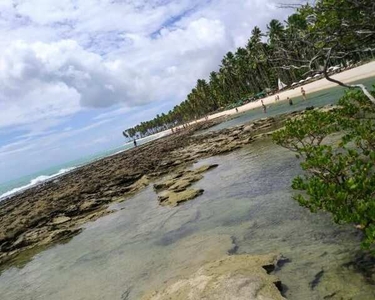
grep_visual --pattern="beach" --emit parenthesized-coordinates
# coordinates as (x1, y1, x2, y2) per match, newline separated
(1, 106, 375, 299)
(190, 61, 375, 123)
(0, 63, 375, 299)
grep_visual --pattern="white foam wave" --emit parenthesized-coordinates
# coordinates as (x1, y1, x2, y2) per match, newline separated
(0, 167, 76, 200)
(0, 129, 172, 201)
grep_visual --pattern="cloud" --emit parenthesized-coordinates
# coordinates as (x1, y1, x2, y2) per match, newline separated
(0, 0, 296, 182)
(0, 18, 230, 128)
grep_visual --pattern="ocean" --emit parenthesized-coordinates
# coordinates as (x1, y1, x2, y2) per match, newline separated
(0, 131, 170, 201)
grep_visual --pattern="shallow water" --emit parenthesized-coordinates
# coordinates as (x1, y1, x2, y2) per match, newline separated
(0, 139, 374, 299)
(201, 77, 375, 134)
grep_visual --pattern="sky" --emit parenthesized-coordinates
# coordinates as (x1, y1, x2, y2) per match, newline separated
(0, 0, 296, 183)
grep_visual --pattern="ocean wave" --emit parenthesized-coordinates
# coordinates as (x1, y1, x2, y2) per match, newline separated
(0, 130, 171, 201)
(0, 167, 76, 200)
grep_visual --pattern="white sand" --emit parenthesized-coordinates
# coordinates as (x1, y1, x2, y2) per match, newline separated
(186, 60, 375, 125)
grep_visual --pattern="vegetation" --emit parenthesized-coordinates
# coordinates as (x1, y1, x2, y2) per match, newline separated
(273, 89, 375, 250)
(123, 0, 375, 139)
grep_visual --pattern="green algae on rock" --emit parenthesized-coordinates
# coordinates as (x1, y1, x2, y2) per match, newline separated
(154, 164, 219, 206)
(142, 253, 285, 300)
(158, 189, 204, 207)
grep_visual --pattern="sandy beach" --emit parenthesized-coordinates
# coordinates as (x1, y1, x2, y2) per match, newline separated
(191, 61, 375, 124)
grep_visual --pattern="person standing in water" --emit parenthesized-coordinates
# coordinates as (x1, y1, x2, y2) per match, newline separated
(133, 139, 137, 147)
(288, 97, 293, 105)
(261, 100, 267, 113)
(301, 87, 307, 100)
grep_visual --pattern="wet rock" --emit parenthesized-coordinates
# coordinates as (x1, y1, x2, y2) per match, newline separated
(50, 216, 71, 225)
(227, 236, 239, 255)
(217, 142, 241, 154)
(154, 164, 216, 193)
(79, 201, 100, 212)
(230, 130, 242, 137)
(255, 123, 273, 131)
(168, 179, 192, 192)
(65, 205, 79, 216)
(309, 270, 324, 289)
(239, 137, 253, 145)
(182, 174, 204, 183)
(193, 164, 219, 174)
(275, 256, 291, 271)
(129, 175, 149, 191)
(243, 124, 255, 132)
(142, 253, 285, 300)
(323, 292, 337, 299)
(158, 189, 204, 207)
(40, 228, 82, 245)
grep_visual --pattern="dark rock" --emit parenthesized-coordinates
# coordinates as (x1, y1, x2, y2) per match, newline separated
(309, 270, 324, 289)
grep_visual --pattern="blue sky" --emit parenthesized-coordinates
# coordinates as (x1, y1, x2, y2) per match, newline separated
(0, 0, 294, 183)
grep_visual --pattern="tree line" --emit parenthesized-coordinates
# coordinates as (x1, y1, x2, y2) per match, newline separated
(123, 0, 375, 139)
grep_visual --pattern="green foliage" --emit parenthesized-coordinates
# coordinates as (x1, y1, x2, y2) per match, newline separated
(125, 0, 375, 138)
(273, 89, 375, 250)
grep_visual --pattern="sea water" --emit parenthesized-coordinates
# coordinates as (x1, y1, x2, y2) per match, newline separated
(200, 76, 375, 134)
(0, 139, 374, 299)
(0, 131, 170, 200)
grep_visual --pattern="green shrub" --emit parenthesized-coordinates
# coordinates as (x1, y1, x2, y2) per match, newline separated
(273, 89, 375, 250)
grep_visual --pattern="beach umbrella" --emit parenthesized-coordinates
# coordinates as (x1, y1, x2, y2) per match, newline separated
(278, 78, 287, 90)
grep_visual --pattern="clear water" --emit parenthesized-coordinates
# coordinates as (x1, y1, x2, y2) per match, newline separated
(201, 77, 375, 134)
(0, 139, 373, 299)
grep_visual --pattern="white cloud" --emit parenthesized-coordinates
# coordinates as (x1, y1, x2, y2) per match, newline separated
(0, 16, 231, 128)
(0, 0, 296, 181)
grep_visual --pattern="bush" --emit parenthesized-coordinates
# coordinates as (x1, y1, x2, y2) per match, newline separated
(273, 88, 375, 250)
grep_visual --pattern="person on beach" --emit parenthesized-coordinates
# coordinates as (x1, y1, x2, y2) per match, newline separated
(133, 139, 137, 147)
(235, 107, 239, 113)
(288, 97, 293, 105)
(275, 95, 280, 102)
(261, 100, 267, 113)
(301, 87, 307, 100)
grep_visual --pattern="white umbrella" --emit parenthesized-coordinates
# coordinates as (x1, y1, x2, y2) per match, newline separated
(278, 78, 287, 90)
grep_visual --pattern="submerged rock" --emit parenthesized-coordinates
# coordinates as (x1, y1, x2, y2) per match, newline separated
(142, 253, 285, 300)
(193, 164, 219, 174)
(158, 189, 204, 207)
(154, 164, 218, 206)
(168, 179, 193, 192)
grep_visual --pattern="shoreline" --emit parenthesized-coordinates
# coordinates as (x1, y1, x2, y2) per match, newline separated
(0, 130, 172, 202)
(186, 61, 375, 125)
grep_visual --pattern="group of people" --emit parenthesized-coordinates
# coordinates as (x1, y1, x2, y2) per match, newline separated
(266, 87, 308, 112)
(135, 87, 309, 147)
(274, 87, 307, 103)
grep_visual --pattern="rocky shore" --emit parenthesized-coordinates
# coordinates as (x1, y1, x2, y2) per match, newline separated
(142, 253, 285, 300)
(0, 106, 326, 269)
